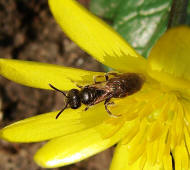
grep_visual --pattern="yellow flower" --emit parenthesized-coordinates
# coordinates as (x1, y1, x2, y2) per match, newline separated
(0, 0, 190, 169)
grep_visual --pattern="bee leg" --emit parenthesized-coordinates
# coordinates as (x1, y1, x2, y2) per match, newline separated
(73, 82, 83, 89)
(69, 79, 83, 89)
(93, 72, 118, 83)
(93, 75, 106, 84)
(93, 72, 119, 84)
(75, 84, 83, 89)
(84, 105, 90, 111)
(105, 72, 119, 80)
(104, 99, 120, 118)
(84, 102, 96, 111)
(105, 74, 109, 81)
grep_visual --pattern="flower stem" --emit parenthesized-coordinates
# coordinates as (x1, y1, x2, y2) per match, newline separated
(168, 0, 189, 28)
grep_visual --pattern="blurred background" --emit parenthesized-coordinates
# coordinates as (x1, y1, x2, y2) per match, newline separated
(0, 0, 189, 169)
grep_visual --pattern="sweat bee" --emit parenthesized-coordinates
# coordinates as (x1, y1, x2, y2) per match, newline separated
(49, 72, 144, 119)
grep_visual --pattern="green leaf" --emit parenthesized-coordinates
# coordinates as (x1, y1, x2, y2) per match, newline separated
(90, 0, 172, 58)
(187, 0, 190, 25)
(90, 0, 123, 19)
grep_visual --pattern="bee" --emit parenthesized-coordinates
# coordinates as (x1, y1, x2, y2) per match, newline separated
(49, 72, 144, 119)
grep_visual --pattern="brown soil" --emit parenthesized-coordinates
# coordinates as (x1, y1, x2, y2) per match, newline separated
(0, 0, 113, 170)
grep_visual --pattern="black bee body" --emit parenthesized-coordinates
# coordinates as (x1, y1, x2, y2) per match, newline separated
(49, 73, 144, 119)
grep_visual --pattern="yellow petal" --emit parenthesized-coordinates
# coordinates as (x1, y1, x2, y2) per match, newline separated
(125, 119, 147, 164)
(34, 120, 130, 168)
(110, 142, 142, 170)
(110, 143, 165, 170)
(184, 127, 190, 156)
(0, 103, 108, 142)
(173, 140, 189, 170)
(163, 154, 172, 170)
(48, 0, 147, 73)
(148, 26, 190, 89)
(146, 121, 164, 142)
(111, 138, 172, 170)
(0, 59, 104, 90)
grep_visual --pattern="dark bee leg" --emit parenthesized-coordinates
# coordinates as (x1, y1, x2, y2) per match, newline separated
(93, 72, 118, 84)
(84, 106, 90, 111)
(104, 99, 120, 118)
(49, 84, 67, 96)
(56, 103, 69, 119)
(105, 74, 109, 81)
(75, 84, 83, 89)
(93, 72, 119, 83)
(69, 79, 83, 89)
(104, 98, 113, 115)
(93, 73, 111, 83)
(105, 72, 119, 80)
(94, 72, 119, 83)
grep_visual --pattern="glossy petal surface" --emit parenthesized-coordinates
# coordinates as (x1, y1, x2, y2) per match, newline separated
(0, 104, 108, 142)
(0, 59, 104, 90)
(48, 0, 147, 73)
(34, 120, 130, 168)
(148, 26, 190, 89)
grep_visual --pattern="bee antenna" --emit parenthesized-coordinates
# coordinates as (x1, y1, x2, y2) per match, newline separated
(49, 83, 67, 97)
(56, 103, 68, 119)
